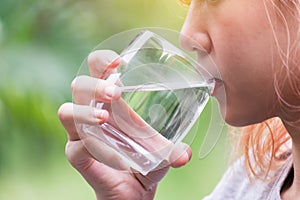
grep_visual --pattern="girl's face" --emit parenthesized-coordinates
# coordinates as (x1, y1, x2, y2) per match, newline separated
(180, 0, 290, 126)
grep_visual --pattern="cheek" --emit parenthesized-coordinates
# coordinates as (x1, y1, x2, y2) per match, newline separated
(212, 40, 277, 126)
(205, 1, 280, 126)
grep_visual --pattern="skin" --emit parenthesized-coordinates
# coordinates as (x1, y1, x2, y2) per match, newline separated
(181, 0, 281, 127)
(58, 0, 299, 199)
(181, 0, 299, 199)
(58, 50, 192, 200)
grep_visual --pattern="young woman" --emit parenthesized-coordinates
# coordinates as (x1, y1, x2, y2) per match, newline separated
(58, 0, 300, 199)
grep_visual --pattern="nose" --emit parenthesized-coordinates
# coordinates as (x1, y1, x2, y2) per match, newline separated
(179, 6, 212, 54)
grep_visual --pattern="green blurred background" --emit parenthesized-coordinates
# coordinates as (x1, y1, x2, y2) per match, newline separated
(0, 0, 230, 199)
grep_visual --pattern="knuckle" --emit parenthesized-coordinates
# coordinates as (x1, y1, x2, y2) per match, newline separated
(71, 78, 76, 93)
(57, 102, 73, 122)
(73, 75, 89, 85)
(88, 50, 119, 68)
(87, 50, 100, 66)
(65, 141, 93, 170)
(71, 75, 90, 94)
(94, 82, 106, 99)
(65, 141, 76, 164)
(65, 141, 83, 165)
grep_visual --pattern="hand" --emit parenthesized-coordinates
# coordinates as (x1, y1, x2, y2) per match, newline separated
(58, 50, 192, 200)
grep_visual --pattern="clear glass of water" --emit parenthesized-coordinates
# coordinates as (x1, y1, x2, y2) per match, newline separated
(81, 30, 214, 175)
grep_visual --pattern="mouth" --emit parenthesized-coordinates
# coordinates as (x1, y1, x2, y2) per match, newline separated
(208, 78, 224, 96)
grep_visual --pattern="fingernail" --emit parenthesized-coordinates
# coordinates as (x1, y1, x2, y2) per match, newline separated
(105, 86, 121, 99)
(181, 144, 192, 162)
(179, 142, 188, 151)
(107, 57, 121, 69)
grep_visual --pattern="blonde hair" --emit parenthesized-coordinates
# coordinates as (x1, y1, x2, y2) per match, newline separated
(178, 0, 300, 180)
(178, 0, 191, 7)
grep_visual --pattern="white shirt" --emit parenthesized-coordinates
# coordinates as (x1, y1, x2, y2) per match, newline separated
(203, 153, 293, 200)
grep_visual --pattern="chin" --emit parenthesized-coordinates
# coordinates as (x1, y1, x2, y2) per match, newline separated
(213, 92, 268, 127)
(218, 104, 265, 127)
(223, 111, 267, 127)
(224, 117, 251, 127)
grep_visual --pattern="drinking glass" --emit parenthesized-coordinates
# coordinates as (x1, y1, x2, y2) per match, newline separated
(78, 30, 215, 175)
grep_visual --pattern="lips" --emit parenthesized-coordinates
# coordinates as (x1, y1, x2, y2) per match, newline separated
(209, 78, 224, 96)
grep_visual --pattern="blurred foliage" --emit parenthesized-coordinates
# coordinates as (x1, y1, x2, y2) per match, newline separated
(0, 0, 228, 199)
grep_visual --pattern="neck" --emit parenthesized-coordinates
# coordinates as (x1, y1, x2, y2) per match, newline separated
(281, 120, 300, 199)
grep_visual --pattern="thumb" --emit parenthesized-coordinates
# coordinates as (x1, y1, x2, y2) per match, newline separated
(132, 143, 192, 191)
(169, 142, 192, 168)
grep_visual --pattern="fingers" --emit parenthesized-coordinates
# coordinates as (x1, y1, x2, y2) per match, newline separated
(58, 102, 109, 141)
(133, 143, 192, 191)
(169, 142, 192, 168)
(65, 140, 95, 170)
(72, 75, 121, 105)
(73, 50, 122, 106)
(58, 102, 192, 167)
(79, 136, 131, 171)
(59, 102, 131, 172)
(66, 139, 130, 173)
(58, 103, 79, 141)
(87, 50, 121, 79)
